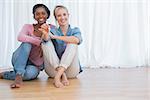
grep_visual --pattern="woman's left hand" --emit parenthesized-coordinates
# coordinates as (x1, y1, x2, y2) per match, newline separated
(38, 23, 49, 40)
(39, 23, 56, 40)
(38, 23, 49, 35)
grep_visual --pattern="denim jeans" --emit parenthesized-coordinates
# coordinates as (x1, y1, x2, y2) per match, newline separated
(2, 43, 43, 80)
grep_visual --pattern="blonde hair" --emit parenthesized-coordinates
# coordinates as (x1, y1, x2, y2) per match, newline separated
(53, 5, 68, 20)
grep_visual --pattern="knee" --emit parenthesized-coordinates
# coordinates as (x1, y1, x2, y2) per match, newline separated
(13, 43, 32, 54)
(66, 44, 78, 52)
(67, 44, 78, 48)
(11, 43, 32, 64)
(21, 43, 32, 52)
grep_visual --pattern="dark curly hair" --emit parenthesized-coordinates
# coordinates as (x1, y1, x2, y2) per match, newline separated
(33, 4, 50, 19)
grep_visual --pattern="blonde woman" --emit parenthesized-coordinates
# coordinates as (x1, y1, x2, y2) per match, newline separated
(40, 5, 83, 88)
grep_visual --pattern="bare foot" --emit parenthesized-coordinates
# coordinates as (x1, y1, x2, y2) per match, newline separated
(10, 74, 23, 88)
(0, 72, 4, 79)
(54, 77, 64, 88)
(61, 73, 69, 86)
(53, 67, 65, 88)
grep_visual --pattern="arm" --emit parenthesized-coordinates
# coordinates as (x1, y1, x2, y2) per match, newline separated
(39, 24, 50, 41)
(39, 25, 82, 44)
(40, 29, 78, 44)
(49, 27, 82, 44)
(52, 35, 79, 44)
(18, 24, 42, 46)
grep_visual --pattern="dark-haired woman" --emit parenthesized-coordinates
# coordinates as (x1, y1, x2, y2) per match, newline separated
(0, 4, 52, 88)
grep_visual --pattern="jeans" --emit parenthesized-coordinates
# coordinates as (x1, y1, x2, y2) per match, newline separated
(3, 43, 42, 80)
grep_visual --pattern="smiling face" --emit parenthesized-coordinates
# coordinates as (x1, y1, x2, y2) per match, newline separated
(34, 7, 48, 24)
(55, 7, 69, 26)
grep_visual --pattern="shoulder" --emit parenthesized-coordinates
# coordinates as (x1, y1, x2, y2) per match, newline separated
(49, 24, 58, 35)
(22, 24, 33, 29)
(70, 26, 81, 33)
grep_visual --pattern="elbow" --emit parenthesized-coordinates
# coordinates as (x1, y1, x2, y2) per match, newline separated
(17, 34, 25, 42)
(17, 35, 22, 42)
(76, 39, 80, 44)
(74, 38, 80, 44)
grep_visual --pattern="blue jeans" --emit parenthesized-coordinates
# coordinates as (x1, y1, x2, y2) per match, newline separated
(2, 43, 43, 80)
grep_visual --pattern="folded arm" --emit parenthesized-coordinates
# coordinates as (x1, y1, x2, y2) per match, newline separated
(18, 24, 42, 46)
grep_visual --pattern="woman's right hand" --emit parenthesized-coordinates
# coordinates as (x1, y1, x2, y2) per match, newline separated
(39, 23, 56, 39)
(38, 24, 49, 40)
(39, 23, 49, 35)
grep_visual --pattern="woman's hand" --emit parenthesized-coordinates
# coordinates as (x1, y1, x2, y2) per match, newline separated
(39, 23, 57, 40)
(38, 23, 49, 35)
(38, 23, 49, 40)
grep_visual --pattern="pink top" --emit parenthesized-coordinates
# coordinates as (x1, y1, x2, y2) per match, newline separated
(18, 24, 43, 67)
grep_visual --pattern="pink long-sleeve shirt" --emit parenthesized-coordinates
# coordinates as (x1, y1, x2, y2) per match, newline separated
(18, 24, 43, 67)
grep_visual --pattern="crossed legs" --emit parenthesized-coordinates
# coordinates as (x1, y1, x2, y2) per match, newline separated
(42, 41, 80, 88)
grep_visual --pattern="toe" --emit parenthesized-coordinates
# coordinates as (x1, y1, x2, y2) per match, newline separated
(10, 83, 16, 88)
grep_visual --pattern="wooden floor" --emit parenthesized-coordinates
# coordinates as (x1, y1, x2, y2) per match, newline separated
(0, 67, 149, 100)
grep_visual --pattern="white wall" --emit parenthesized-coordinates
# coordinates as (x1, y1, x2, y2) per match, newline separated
(0, 0, 149, 68)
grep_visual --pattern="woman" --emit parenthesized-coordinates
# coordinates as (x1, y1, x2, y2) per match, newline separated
(41, 5, 83, 88)
(0, 4, 52, 88)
